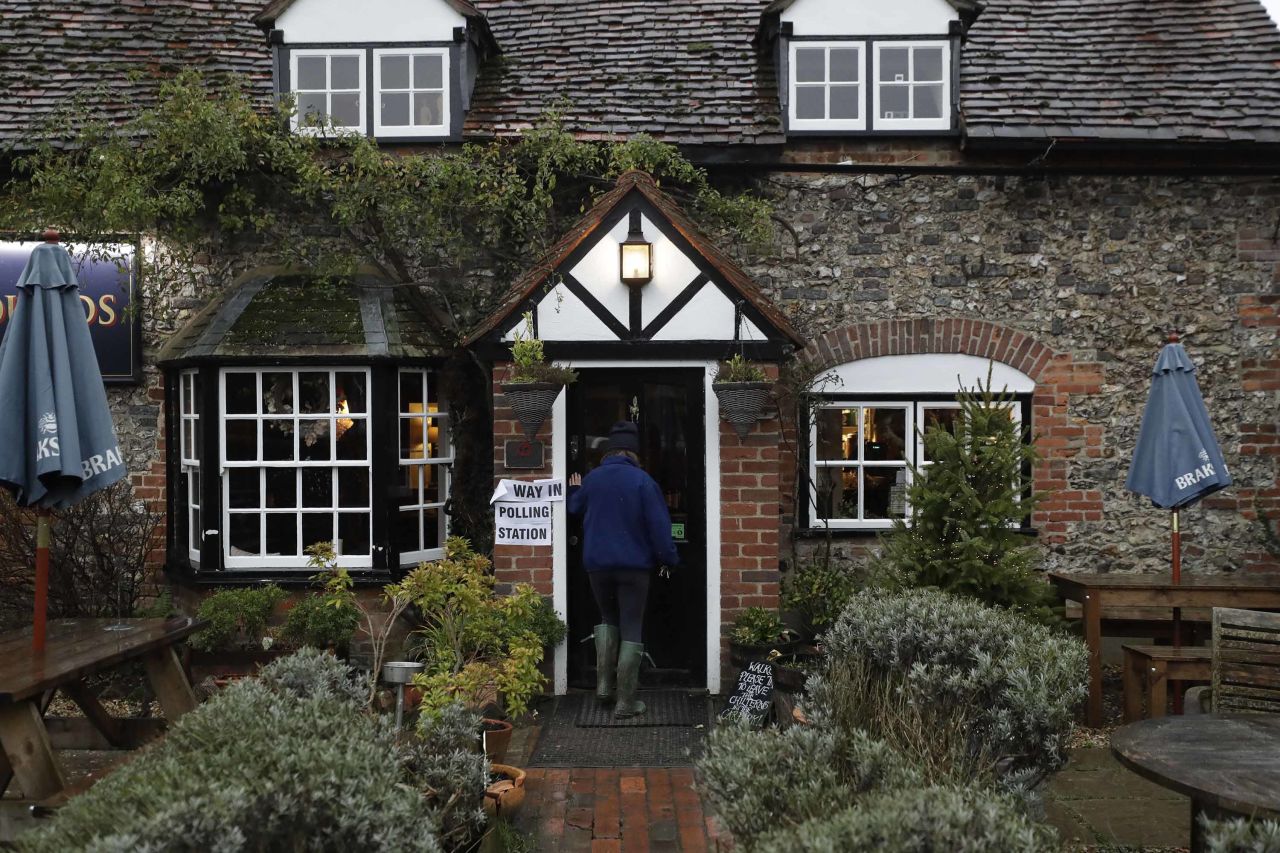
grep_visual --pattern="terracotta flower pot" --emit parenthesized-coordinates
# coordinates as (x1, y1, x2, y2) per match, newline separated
(500, 382, 563, 439)
(483, 764, 527, 819)
(714, 381, 773, 439)
(481, 717, 514, 763)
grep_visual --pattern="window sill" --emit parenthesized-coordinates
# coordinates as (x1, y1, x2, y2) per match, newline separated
(166, 561, 396, 588)
(796, 526, 1038, 539)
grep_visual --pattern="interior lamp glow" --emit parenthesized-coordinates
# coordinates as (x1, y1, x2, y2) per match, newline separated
(619, 210, 653, 286)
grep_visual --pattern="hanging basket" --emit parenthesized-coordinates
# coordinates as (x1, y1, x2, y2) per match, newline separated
(714, 381, 774, 439)
(501, 382, 563, 439)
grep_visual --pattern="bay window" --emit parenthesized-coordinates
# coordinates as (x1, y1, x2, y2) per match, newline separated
(179, 370, 201, 564)
(397, 369, 451, 562)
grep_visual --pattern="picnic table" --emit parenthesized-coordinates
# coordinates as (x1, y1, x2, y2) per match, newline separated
(1112, 715, 1280, 853)
(0, 617, 204, 801)
(1048, 572, 1280, 727)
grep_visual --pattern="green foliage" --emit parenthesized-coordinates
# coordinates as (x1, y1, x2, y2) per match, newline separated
(874, 374, 1056, 622)
(715, 353, 768, 383)
(16, 649, 481, 853)
(811, 587, 1086, 784)
(189, 584, 286, 652)
(782, 556, 861, 637)
(751, 785, 1056, 853)
(400, 537, 558, 718)
(1203, 816, 1280, 853)
(729, 606, 788, 647)
(508, 311, 577, 385)
(282, 594, 360, 651)
(405, 703, 490, 851)
(528, 593, 569, 648)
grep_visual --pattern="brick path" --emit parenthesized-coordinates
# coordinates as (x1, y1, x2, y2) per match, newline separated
(514, 768, 728, 852)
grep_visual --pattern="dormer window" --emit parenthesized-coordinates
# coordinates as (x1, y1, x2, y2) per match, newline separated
(874, 42, 950, 131)
(374, 49, 449, 137)
(789, 43, 865, 131)
(291, 50, 366, 134)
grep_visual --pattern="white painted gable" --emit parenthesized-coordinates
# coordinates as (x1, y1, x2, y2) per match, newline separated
(781, 0, 957, 36)
(277, 0, 465, 43)
(534, 283, 618, 342)
(651, 284, 737, 342)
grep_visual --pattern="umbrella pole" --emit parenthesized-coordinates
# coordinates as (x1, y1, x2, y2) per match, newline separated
(1171, 507, 1183, 714)
(33, 509, 50, 654)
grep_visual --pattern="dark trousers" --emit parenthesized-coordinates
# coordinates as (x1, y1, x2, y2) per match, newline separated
(588, 570, 651, 644)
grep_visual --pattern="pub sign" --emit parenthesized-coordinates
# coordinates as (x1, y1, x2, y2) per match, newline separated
(0, 240, 141, 383)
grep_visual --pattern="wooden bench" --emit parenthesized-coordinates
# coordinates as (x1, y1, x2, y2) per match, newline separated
(1122, 644, 1213, 722)
(1211, 608, 1280, 715)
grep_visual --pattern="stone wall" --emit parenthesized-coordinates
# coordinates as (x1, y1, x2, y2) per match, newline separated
(746, 172, 1280, 576)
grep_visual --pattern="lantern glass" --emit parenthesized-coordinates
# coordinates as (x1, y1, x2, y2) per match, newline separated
(620, 242, 652, 285)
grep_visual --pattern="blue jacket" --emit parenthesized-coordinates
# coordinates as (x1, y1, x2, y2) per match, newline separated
(567, 455, 680, 573)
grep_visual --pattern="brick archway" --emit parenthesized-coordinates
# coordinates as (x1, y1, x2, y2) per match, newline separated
(798, 318, 1106, 545)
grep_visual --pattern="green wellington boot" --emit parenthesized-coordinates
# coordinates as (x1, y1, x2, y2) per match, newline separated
(594, 624, 619, 702)
(614, 640, 647, 718)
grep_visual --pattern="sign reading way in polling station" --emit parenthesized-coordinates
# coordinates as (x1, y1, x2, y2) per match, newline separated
(491, 478, 563, 545)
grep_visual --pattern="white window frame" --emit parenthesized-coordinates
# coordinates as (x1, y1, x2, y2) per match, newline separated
(289, 48, 367, 135)
(872, 40, 951, 131)
(219, 368, 373, 570)
(373, 48, 450, 138)
(788, 41, 868, 132)
(397, 369, 452, 564)
(180, 370, 201, 564)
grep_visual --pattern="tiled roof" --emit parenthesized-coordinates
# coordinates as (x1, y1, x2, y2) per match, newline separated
(960, 0, 1280, 144)
(0, 0, 272, 149)
(1, 0, 1279, 149)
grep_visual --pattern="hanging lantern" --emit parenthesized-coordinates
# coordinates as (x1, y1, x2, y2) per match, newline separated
(619, 210, 653, 287)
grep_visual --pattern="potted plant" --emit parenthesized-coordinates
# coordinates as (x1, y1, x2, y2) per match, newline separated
(483, 764, 527, 820)
(187, 584, 289, 682)
(727, 606, 799, 668)
(713, 354, 773, 439)
(500, 311, 577, 438)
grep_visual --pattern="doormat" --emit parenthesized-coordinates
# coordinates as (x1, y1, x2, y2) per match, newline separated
(528, 693, 709, 768)
(574, 690, 695, 727)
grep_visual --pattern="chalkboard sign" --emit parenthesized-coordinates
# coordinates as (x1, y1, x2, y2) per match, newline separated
(719, 659, 774, 728)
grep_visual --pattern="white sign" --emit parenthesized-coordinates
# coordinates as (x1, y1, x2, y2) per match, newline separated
(494, 502, 553, 545)
(490, 477, 565, 504)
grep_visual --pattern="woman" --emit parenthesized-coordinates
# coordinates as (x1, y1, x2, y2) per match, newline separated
(567, 421, 679, 717)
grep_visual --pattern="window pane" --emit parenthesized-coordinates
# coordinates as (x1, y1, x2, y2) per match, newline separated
(229, 513, 260, 556)
(421, 506, 442, 551)
(864, 408, 906, 461)
(330, 93, 361, 127)
(864, 468, 908, 519)
(226, 373, 256, 414)
(795, 48, 825, 83)
(225, 420, 257, 461)
(920, 407, 960, 463)
(299, 372, 329, 414)
(880, 48, 909, 82)
(338, 513, 370, 555)
(337, 372, 366, 413)
(336, 420, 367, 461)
(297, 56, 327, 90)
(297, 92, 327, 125)
(266, 468, 297, 508)
(413, 92, 444, 126)
(381, 54, 410, 90)
(915, 84, 944, 119)
(303, 468, 333, 508)
(338, 468, 369, 509)
(881, 85, 910, 119)
(400, 372, 424, 413)
(299, 419, 332, 461)
(266, 514, 298, 557)
(381, 92, 410, 126)
(915, 47, 944, 81)
(830, 85, 859, 119)
(830, 48, 859, 83)
(302, 513, 334, 553)
(414, 54, 444, 89)
(228, 468, 260, 509)
(331, 56, 361, 90)
(426, 418, 446, 459)
(815, 467, 859, 520)
(401, 416, 425, 459)
(262, 372, 293, 414)
(399, 465, 422, 507)
(183, 421, 195, 460)
(421, 464, 442, 505)
(795, 86, 825, 120)
(397, 508, 422, 553)
(816, 408, 855, 461)
(263, 420, 295, 461)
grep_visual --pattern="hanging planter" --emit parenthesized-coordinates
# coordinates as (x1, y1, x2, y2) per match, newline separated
(501, 382, 564, 439)
(714, 354, 774, 439)
(501, 311, 577, 439)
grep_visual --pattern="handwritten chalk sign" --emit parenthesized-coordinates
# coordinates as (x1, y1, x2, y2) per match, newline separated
(719, 660, 774, 728)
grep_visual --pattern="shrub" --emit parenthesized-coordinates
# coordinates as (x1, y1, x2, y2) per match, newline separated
(873, 376, 1057, 622)
(509, 311, 577, 385)
(282, 593, 360, 651)
(406, 703, 490, 851)
(17, 650, 449, 853)
(809, 587, 1086, 784)
(715, 353, 767, 383)
(729, 607, 788, 647)
(1203, 816, 1280, 853)
(189, 583, 287, 652)
(697, 723, 920, 846)
(782, 556, 860, 638)
(751, 785, 1056, 853)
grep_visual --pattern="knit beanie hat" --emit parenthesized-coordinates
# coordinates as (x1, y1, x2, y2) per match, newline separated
(607, 421, 640, 453)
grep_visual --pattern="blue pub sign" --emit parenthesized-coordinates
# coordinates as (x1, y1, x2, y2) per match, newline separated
(0, 240, 141, 383)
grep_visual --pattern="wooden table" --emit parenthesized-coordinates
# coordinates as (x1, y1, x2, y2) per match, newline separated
(1112, 715, 1280, 853)
(1121, 645, 1213, 722)
(1048, 572, 1280, 727)
(0, 617, 204, 801)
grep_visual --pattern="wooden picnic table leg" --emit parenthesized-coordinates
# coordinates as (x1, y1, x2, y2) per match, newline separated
(62, 680, 129, 748)
(1150, 660, 1168, 718)
(143, 646, 198, 721)
(0, 700, 65, 801)
(1083, 591, 1104, 727)
(1122, 649, 1142, 723)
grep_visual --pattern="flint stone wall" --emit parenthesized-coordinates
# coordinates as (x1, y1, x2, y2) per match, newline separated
(747, 172, 1280, 576)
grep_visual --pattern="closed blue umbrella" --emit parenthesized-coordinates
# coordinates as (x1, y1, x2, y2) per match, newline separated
(1126, 336, 1231, 670)
(0, 232, 126, 653)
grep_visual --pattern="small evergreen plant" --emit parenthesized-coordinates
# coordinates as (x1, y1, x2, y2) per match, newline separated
(875, 373, 1056, 622)
(508, 312, 578, 385)
(715, 353, 767, 383)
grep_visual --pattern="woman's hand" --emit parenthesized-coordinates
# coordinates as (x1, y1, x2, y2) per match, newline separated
(569, 473, 582, 487)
